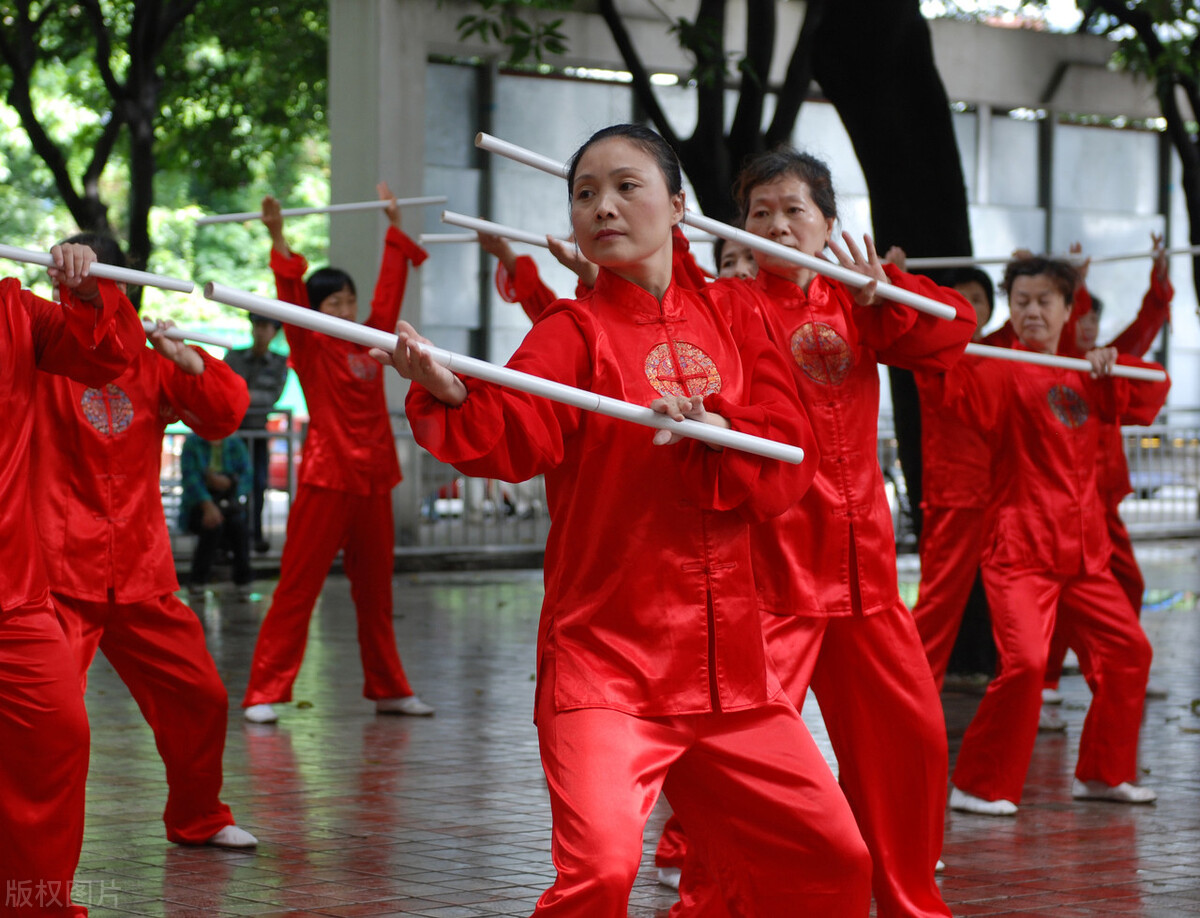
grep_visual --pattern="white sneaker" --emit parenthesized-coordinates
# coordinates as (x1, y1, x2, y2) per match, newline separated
(935, 859, 945, 873)
(656, 866, 681, 890)
(376, 695, 435, 717)
(949, 786, 1017, 816)
(1072, 779, 1157, 805)
(1041, 687, 1064, 705)
(243, 703, 278, 724)
(1038, 706, 1066, 732)
(207, 825, 258, 848)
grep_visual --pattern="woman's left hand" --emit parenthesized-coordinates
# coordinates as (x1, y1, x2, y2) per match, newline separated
(147, 319, 205, 374)
(828, 231, 888, 306)
(648, 394, 728, 448)
(1085, 346, 1118, 378)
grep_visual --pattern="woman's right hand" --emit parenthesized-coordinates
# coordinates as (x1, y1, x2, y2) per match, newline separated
(548, 235, 598, 288)
(370, 320, 467, 406)
(261, 196, 291, 255)
(478, 232, 518, 276)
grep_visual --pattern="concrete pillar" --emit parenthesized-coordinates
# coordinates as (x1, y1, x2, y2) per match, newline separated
(329, 0, 429, 546)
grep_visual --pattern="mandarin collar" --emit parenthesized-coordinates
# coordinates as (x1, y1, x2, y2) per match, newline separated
(594, 268, 683, 319)
(753, 265, 829, 308)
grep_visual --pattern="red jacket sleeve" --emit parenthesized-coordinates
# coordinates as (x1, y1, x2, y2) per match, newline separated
(1091, 355, 1171, 427)
(982, 321, 1016, 348)
(921, 354, 1007, 437)
(270, 246, 317, 360)
(854, 264, 976, 372)
(1107, 269, 1172, 358)
(687, 285, 818, 523)
(496, 255, 559, 323)
(160, 349, 252, 440)
(365, 226, 427, 333)
(405, 309, 588, 482)
(30, 279, 143, 386)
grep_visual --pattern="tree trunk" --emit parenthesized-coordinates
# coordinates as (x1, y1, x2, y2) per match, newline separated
(813, 0, 972, 537)
(812, 1, 993, 674)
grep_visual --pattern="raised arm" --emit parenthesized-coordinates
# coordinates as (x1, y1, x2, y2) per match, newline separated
(365, 181, 429, 332)
(1108, 235, 1172, 357)
(29, 243, 143, 386)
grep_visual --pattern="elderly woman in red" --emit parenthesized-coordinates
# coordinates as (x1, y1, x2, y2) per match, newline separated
(933, 257, 1168, 815)
(729, 148, 975, 918)
(1, 243, 143, 917)
(373, 124, 872, 917)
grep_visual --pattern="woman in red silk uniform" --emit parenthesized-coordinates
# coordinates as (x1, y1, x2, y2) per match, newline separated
(1043, 240, 1173, 697)
(934, 257, 1167, 815)
(242, 184, 433, 724)
(909, 267, 996, 691)
(32, 233, 254, 850)
(375, 124, 871, 918)
(737, 148, 975, 918)
(1, 244, 143, 917)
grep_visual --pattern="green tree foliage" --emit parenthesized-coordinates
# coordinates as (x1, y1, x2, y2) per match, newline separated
(1012, 1, 1200, 302)
(0, 0, 330, 321)
(455, 0, 571, 63)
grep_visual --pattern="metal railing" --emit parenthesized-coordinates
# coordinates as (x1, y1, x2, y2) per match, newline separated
(878, 407, 1200, 543)
(1118, 407, 1200, 538)
(164, 407, 1200, 557)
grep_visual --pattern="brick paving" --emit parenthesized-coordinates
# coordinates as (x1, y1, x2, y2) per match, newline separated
(72, 543, 1199, 916)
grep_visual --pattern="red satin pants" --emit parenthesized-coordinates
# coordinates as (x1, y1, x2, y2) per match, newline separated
(53, 591, 235, 844)
(0, 597, 89, 917)
(953, 565, 1151, 803)
(654, 814, 687, 868)
(532, 654, 871, 917)
(242, 484, 413, 706)
(912, 505, 990, 691)
(1044, 501, 1144, 689)
(763, 603, 953, 918)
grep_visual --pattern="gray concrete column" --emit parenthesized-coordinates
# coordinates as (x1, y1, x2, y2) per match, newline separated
(329, 0, 429, 546)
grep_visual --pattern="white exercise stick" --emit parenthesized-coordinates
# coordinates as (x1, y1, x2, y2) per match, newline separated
(473, 132, 958, 322)
(1087, 244, 1200, 265)
(0, 242, 195, 293)
(203, 282, 804, 464)
(420, 233, 481, 245)
(142, 319, 236, 349)
(441, 212, 569, 250)
(904, 247, 1200, 270)
(964, 343, 1167, 382)
(195, 196, 449, 226)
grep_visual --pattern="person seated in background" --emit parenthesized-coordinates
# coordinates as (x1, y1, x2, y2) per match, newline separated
(181, 432, 254, 602)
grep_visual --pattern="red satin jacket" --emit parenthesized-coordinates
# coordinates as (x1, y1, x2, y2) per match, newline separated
(33, 348, 249, 603)
(1, 278, 142, 610)
(932, 349, 1169, 576)
(407, 269, 816, 717)
(749, 265, 976, 617)
(915, 368, 992, 510)
(271, 226, 427, 495)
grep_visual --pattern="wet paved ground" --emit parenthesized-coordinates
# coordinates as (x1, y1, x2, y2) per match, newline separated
(75, 542, 1200, 916)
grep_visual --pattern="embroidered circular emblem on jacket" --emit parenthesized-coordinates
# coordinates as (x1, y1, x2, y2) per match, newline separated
(644, 341, 722, 398)
(347, 351, 379, 382)
(1047, 384, 1089, 429)
(80, 384, 133, 435)
(790, 322, 854, 386)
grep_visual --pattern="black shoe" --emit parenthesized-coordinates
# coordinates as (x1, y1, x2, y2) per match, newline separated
(254, 539, 271, 554)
